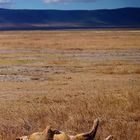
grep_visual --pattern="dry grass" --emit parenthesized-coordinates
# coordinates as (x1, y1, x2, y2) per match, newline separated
(0, 30, 140, 140)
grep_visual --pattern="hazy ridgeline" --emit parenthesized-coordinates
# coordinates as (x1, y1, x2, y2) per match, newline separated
(0, 30, 139, 140)
(0, 8, 140, 30)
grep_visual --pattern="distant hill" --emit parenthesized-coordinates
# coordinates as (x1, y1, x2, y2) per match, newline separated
(0, 7, 140, 30)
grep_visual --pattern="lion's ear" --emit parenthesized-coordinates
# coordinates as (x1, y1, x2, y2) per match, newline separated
(16, 138, 21, 140)
(42, 125, 52, 136)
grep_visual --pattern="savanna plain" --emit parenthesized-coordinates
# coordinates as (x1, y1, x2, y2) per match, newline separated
(0, 30, 139, 140)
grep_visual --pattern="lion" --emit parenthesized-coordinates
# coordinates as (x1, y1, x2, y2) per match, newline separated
(16, 118, 113, 140)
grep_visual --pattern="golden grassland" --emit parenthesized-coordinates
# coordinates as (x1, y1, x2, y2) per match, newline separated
(0, 30, 140, 140)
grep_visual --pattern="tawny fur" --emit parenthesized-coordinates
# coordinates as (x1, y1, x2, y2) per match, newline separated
(16, 119, 113, 140)
(16, 126, 60, 140)
(54, 118, 99, 140)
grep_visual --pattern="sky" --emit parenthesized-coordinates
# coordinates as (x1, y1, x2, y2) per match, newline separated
(0, 0, 140, 10)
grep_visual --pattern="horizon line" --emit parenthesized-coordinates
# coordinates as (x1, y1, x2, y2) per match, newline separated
(0, 6, 140, 11)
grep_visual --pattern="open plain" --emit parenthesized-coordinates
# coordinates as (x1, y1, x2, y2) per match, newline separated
(0, 30, 140, 140)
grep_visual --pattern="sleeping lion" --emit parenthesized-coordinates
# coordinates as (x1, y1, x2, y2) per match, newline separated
(16, 118, 113, 140)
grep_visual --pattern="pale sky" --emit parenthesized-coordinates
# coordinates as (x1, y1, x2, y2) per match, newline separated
(0, 0, 140, 10)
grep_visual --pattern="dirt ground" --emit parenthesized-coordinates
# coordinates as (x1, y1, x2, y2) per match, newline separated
(0, 30, 140, 140)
